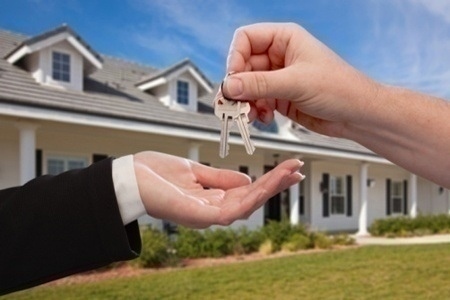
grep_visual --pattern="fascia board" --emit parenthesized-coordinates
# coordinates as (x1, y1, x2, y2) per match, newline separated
(6, 46, 31, 64)
(136, 77, 167, 91)
(187, 66, 213, 94)
(0, 102, 391, 165)
(67, 36, 102, 69)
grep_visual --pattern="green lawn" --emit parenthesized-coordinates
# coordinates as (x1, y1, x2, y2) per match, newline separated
(5, 244, 450, 299)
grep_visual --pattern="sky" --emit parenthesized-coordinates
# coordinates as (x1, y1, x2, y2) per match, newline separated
(1, 0, 450, 99)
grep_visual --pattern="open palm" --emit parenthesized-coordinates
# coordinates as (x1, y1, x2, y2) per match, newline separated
(134, 151, 303, 228)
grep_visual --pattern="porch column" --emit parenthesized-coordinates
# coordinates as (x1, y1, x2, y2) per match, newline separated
(15, 122, 38, 185)
(409, 173, 418, 218)
(447, 189, 450, 215)
(188, 142, 201, 162)
(289, 154, 302, 225)
(356, 163, 369, 236)
(289, 182, 300, 225)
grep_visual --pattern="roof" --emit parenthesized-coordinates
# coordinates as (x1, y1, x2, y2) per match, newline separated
(136, 58, 213, 97)
(0, 26, 377, 159)
(4, 25, 103, 72)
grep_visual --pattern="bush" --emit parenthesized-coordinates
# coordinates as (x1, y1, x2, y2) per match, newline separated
(281, 233, 311, 252)
(202, 228, 234, 257)
(173, 227, 205, 258)
(331, 234, 356, 246)
(310, 232, 333, 249)
(369, 214, 450, 237)
(230, 226, 264, 255)
(259, 239, 274, 255)
(137, 227, 174, 268)
(174, 227, 262, 258)
(262, 220, 309, 252)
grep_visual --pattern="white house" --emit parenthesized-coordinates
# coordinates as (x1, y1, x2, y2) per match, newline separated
(0, 25, 448, 235)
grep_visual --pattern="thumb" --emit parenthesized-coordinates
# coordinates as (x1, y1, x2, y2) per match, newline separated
(222, 68, 299, 101)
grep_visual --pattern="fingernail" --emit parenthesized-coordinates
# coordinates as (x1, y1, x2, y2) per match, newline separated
(224, 76, 243, 99)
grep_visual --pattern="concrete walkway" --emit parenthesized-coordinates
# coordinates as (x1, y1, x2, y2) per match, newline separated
(353, 234, 450, 245)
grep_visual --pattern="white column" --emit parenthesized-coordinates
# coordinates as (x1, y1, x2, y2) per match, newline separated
(447, 189, 450, 215)
(356, 163, 369, 236)
(289, 154, 303, 225)
(289, 182, 300, 225)
(16, 122, 38, 185)
(188, 142, 201, 162)
(409, 173, 418, 218)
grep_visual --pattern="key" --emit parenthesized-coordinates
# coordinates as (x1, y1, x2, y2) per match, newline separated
(214, 80, 255, 158)
(234, 101, 256, 155)
(214, 90, 233, 158)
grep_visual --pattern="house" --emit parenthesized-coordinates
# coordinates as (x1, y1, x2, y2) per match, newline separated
(0, 25, 448, 235)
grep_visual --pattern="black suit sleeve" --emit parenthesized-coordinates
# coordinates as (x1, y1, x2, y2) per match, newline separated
(0, 157, 141, 295)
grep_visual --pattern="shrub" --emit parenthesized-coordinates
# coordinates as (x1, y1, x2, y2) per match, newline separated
(230, 226, 264, 255)
(173, 227, 205, 258)
(262, 220, 310, 252)
(202, 228, 234, 257)
(137, 227, 173, 268)
(331, 234, 356, 246)
(310, 232, 333, 249)
(369, 214, 450, 237)
(259, 239, 274, 255)
(281, 233, 311, 252)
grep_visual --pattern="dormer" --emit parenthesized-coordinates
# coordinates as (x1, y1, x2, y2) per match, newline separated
(136, 59, 213, 112)
(4, 25, 102, 92)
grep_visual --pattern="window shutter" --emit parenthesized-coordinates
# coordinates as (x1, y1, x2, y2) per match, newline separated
(386, 178, 391, 215)
(299, 195, 305, 215)
(403, 180, 408, 215)
(35, 149, 42, 177)
(346, 175, 352, 217)
(322, 173, 330, 217)
(93, 154, 108, 163)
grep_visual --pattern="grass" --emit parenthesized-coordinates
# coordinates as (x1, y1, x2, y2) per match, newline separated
(5, 243, 450, 299)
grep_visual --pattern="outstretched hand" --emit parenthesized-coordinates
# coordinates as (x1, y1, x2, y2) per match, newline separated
(133, 151, 304, 228)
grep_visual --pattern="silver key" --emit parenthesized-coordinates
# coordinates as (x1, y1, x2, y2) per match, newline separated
(214, 81, 255, 158)
(234, 101, 256, 155)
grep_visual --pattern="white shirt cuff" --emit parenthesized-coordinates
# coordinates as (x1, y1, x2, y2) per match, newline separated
(112, 155, 146, 225)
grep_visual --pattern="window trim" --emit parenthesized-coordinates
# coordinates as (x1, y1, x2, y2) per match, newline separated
(45, 154, 88, 175)
(330, 175, 346, 215)
(390, 180, 404, 215)
(176, 80, 189, 105)
(52, 51, 71, 83)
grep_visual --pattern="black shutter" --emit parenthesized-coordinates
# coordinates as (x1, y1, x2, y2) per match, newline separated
(322, 173, 330, 217)
(403, 180, 408, 215)
(93, 154, 108, 163)
(299, 195, 304, 215)
(346, 175, 352, 217)
(239, 166, 249, 175)
(386, 178, 391, 215)
(35, 149, 42, 177)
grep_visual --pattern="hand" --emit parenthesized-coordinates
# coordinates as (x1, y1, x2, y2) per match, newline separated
(222, 22, 380, 138)
(133, 151, 304, 229)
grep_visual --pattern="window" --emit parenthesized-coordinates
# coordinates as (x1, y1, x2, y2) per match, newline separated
(391, 181, 404, 214)
(176, 80, 189, 105)
(330, 176, 346, 215)
(52, 51, 70, 82)
(47, 156, 87, 175)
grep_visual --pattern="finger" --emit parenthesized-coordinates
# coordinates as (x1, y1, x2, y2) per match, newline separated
(222, 67, 301, 102)
(227, 22, 295, 73)
(190, 162, 251, 190)
(218, 159, 304, 225)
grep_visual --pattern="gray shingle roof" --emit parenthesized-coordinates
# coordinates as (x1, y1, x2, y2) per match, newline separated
(0, 27, 376, 157)
(4, 24, 103, 64)
(136, 58, 213, 91)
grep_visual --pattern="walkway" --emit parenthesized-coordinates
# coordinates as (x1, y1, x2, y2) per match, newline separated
(353, 234, 450, 245)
